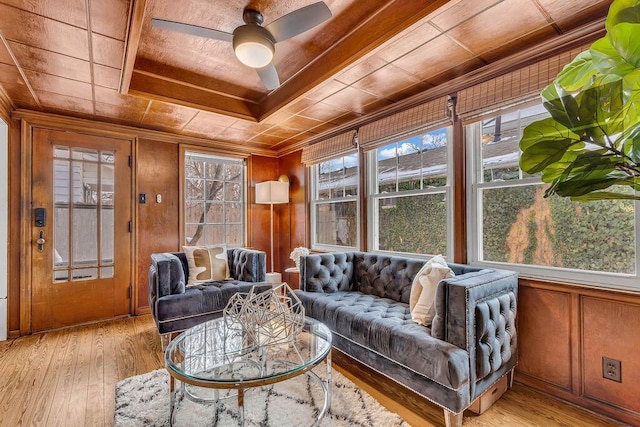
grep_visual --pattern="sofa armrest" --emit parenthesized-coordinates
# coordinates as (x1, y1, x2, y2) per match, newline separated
(228, 248, 266, 282)
(431, 268, 518, 389)
(299, 253, 353, 293)
(149, 253, 186, 300)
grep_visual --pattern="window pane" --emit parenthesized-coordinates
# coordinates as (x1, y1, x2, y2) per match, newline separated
(397, 137, 421, 191)
(205, 202, 223, 223)
(225, 202, 242, 223)
(377, 143, 396, 193)
(315, 201, 357, 247)
(187, 179, 204, 199)
(224, 182, 241, 201)
(482, 185, 635, 274)
(185, 152, 245, 247)
(481, 104, 547, 183)
(378, 193, 447, 255)
(185, 201, 205, 224)
(421, 129, 448, 187)
(205, 162, 223, 179)
(224, 163, 242, 181)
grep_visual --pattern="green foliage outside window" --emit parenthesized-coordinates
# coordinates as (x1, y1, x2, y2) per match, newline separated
(482, 186, 635, 273)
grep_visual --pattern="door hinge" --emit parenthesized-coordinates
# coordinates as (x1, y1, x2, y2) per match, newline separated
(128, 221, 132, 233)
(128, 155, 132, 168)
(128, 285, 132, 300)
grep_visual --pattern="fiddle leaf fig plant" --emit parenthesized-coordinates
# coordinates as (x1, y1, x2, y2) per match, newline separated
(519, 0, 640, 201)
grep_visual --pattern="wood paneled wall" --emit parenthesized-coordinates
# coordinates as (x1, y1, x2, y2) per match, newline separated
(516, 280, 640, 426)
(134, 139, 180, 314)
(7, 119, 21, 335)
(278, 150, 308, 287)
(246, 155, 282, 272)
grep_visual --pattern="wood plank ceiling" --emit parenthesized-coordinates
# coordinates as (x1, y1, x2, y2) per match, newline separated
(0, 0, 611, 156)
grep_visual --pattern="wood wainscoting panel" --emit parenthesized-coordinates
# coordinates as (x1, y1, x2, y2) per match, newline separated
(582, 296, 640, 414)
(135, 139, 180, 312)
(516, 284, 573, 390)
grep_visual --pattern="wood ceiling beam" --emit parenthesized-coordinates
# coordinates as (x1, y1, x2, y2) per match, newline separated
(12, 109, 278, 157)
(258, 0, 453, 121)
(128, 70, 260, 121)
(120, 0, 147, 94)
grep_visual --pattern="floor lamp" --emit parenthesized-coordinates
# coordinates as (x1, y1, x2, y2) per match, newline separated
(255, 176, 289, 284)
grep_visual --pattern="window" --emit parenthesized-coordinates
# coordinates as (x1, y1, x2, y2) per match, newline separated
(183, 151, 245, 247)
(310, 153, 359, 250)
(468, 104, 638, 287)
(368, 127, 453, 257)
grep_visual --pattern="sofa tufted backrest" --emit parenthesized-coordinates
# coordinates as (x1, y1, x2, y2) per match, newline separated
(299, 252, 354, 293)
(352, 253, 426, 304)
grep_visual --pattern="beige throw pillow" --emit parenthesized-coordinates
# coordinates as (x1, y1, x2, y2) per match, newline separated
(183, 245, 229, 286)
(409, 255, 454, 326)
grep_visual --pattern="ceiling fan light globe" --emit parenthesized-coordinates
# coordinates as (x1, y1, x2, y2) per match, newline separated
(235, 41, 273, 68)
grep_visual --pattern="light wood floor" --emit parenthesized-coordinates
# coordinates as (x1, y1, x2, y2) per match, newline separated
(0, 315, 624, 427)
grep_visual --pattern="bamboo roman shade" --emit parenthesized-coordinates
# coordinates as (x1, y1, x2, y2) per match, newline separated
(456, 45, 589, 122)
(301, 130, 357, 166)
(359, 96, 450, 152)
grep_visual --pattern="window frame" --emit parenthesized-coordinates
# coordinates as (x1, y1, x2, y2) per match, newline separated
(180, 147, 247, 248)
(466, 115, 640, 291)
(309, 154, 360, 252)
(367, 126, 454, 259)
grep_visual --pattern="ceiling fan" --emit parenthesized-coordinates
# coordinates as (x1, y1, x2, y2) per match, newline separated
(152, 2, 332, 91)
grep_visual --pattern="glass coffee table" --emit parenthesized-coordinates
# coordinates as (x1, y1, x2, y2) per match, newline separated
(165, 316, 332, 426)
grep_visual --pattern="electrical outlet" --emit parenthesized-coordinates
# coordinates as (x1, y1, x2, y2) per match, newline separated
(602, 357, 622, 383)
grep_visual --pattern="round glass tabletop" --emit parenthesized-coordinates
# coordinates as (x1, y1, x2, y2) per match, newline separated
(165, 316, 332, 388)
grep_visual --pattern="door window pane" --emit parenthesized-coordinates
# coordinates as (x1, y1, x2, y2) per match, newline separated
(53, 145, 117, 283)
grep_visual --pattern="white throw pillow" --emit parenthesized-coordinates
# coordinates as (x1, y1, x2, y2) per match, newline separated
(409, 255, 454, 326)
(182, 245, 229, 286)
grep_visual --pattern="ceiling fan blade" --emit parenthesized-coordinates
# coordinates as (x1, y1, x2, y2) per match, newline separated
(265, 2, 332, 43)
(152, 18, 233, 42)
(256, 63, 280, 90)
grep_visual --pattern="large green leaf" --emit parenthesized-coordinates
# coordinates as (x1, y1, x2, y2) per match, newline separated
(575, 78, 626, 140)
(606, 0, 640, 67)
(622, 123, 640, 161)
(520, 118, 583, 174)
(622, 69, 640, 129)
(547, 151, 630, 198)
(590, 36, 636, 77)
(569, 191, 640, 201)
(555, 51, 598, 91)
(541, 83, 581, 131)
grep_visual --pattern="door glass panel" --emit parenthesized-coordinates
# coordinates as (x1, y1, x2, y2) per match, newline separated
(72, 267, 98, 281)
(54, 146, 69, 158)
(54, 159, 70, 270)
(101, 163, 114, 266)
(53, 146, 117, 283)
(101, 266, 114, 278)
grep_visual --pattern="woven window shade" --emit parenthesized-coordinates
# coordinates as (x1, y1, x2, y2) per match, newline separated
(359, 96, 450, 152)
(301, 130, 357, 166)
(457, 45, 589, 122)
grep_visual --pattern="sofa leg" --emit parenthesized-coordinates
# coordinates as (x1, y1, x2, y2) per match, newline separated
(444, 409, 462, 427)
(507, 368, 515, 389)
(160, 333, 171, 351)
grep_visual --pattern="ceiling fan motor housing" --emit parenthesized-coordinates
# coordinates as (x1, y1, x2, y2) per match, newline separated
(233, 24, 275, 68)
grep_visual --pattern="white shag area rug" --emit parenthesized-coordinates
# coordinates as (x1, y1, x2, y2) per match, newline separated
(114, 368, 409, 427)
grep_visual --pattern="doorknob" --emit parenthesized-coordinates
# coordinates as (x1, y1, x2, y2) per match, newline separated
(36, 230, 46, 253)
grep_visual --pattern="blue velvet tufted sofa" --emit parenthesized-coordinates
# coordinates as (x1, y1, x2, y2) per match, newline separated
(148, 248, 271, 348)
(294, 252, 518, 427)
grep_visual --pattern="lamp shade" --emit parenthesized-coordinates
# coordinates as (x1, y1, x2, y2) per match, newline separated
(255, 180, 289, 204)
